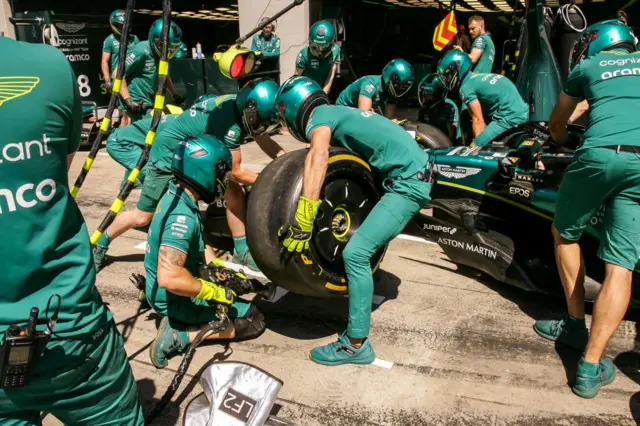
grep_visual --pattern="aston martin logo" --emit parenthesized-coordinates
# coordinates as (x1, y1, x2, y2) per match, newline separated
(437, 165, 482, 179)
(56, 22, 86, 33)
(0, 77, 40, 107)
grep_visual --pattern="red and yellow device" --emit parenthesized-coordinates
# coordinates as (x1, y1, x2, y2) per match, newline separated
(433, 11, 458, 52)
(213, 45, 257, 79)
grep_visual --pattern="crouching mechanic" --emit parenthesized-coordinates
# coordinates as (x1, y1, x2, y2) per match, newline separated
(93, 79, 284, 272)
(437, 50, 528, 147)
(106, 113, 178, 188)
(146, 135, 266, 368)
(335, 59, 415, 121)
(417, 73, 461, 143)
(275, 77, 433, 365)
(0, 36, 143, 424)
(115, 19, 184, 126)
(534, 21, 640, 398)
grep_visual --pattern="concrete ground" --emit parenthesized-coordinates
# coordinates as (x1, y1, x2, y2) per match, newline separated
(49, 134, 640, 425)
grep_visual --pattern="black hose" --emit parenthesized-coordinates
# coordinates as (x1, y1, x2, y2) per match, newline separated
(89, 0, 172, 246)
(144, 316, 230, 424)
(70, 0, 135, 198)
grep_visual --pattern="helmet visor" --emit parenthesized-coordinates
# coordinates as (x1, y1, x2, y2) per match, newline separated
(389, 73, 413, 98)
(569, 30, 595, 72)
(152, 38, 181, 59)
(418, 91, 442, 108)
(111, 22, 124, 36)
(438, 63, 459, 92)
(310, 42, 332, 58)
(242, 102, 279, 137)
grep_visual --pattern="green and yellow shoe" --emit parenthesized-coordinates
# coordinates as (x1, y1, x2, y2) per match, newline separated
(310, 332, 376, 366)
(149, 317, 190, 369)
(534, 314, 589, 351)
(573, 357, 616, 399)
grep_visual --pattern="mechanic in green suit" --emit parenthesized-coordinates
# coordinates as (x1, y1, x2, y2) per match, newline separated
(466, 15, 495, 73)
(417, 74, 461, 143)
(106, 113, 178, 188)
(295, 20, 341, 94)
(275, 76, 433, 366)
(534, 21, 640, 398)
(94, 79, 284, 273)
(437, 50, 528, 147)
(335, 59, 415, 121)
(0, 36, 143, 425)
(146, 135, 266, 368)
(251, 17, 280, 57)
(102, 9, 139, 124)
(115, 19, 183, 126)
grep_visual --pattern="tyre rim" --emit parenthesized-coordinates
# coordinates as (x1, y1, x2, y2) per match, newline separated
(312, 177, 376, 271)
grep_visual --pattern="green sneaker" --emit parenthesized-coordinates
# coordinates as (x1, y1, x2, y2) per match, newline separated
(573, 357, 616, 399)
(149, 317, 190, 369)
(310, 332, 376, 366)
(93, 244, 109, 273)
(534, 314, 588, 351)
(232, 250, 260, 272)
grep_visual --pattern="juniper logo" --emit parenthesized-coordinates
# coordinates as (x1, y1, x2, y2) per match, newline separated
(601, 68, 640, 79)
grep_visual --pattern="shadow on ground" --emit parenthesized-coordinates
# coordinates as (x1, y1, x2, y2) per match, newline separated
(255, 269, 401, 340)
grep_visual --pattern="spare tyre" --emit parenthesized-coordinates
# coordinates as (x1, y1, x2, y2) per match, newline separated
(246, 148, 386, 298)
(402, 121, 452, 149)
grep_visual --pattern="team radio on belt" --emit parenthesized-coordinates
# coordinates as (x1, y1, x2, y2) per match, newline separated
(1, 5, 640, 425)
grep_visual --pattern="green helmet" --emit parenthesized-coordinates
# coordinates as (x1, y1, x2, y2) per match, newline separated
(171, 135, 232, 203)
(275, 76, 329, 142)
(381, 59, 415, 98)
(109, 9, 126, 36)
(174, 42, 188, 59)
(436, 50, 473, 92)
(418, 74, 447, 108)
(236, 78, 281, 137)
(570, 20, 637, 72)
(309, 20, 337, 58)
(149, 19, 183, 59)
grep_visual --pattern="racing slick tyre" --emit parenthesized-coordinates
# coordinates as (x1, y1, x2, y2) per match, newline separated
(246, 148, 386, 298)
(402, 122, 452, 150)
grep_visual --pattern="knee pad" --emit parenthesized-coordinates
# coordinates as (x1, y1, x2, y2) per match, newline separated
(232, 305, 266, 342)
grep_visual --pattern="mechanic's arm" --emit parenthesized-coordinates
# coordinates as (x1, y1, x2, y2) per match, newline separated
(357, 95, 373, 112)
(385, 103, 398, 121)
(447, 124, 458, 141)
(302, 126, 331, 200)
(323, 64, 338, 95)
(157, 246, 202, 296)
(101, 52, 111, 86)
(295, 68, 304, 76)
(113, 65, 132, 100)
(254, 134, 285, 159)
(230, 149, 258, 186)
(469, 48, 483, 65)
(166, 76, 177, 97)
(569, 99, 589, 123)
(550, 93, 580, 144)
(468, 100, 485, 145)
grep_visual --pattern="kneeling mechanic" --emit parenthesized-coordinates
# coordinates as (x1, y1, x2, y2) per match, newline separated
(146, 135, 266, 368)
(275, 77, 433, 365)
(93, 79, 284, 272)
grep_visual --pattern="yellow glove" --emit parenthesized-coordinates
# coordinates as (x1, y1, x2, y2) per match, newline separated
(196, 278, 236, 305)
(278, 196, 322, 252)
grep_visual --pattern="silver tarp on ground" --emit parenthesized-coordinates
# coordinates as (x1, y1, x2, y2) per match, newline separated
(183, 361, 283, 426)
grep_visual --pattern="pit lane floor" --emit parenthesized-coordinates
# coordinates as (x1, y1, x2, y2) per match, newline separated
(48, 134, 640, 425)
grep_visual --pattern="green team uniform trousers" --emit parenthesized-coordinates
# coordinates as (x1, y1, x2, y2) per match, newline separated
(0, 321, 143, 425)
(344, 177, 432, 337)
